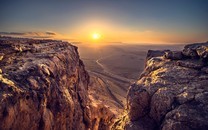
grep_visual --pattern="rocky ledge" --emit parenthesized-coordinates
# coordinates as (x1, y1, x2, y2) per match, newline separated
(125, 42, 208, 130)
(0, 37, 114, 130)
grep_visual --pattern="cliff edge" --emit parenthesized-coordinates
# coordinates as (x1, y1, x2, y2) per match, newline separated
(0, 37, 114, 130)
(112, 42, 208, 130)
(124, 42, 208, 130)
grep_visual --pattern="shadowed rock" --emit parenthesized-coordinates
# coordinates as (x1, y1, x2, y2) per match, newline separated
(164, 51, 183, 60)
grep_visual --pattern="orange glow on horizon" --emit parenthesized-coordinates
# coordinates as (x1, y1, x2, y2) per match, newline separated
(64, 21, 207, 44)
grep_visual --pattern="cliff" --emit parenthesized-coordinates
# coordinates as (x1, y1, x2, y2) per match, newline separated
(0, 37, 114, 130)
(123, 42, 208, 130)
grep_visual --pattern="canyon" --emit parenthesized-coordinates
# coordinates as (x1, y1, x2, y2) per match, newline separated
(0, 37, 208, 130)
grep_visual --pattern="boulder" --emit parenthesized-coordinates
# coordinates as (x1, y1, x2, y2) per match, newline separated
(164, 51, 183, 60)
(146, 50, 169, 60)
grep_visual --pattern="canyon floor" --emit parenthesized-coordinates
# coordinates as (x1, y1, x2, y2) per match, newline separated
(76, 43, 185, 117)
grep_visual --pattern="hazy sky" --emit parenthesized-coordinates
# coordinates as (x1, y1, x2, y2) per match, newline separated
(0, 0, 207, 43)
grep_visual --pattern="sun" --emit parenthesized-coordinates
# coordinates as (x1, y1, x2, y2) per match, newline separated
(92, 33, 101, 40)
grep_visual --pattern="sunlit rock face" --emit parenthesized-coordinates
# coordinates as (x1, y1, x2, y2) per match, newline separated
(125, 42, 208, 130)
(0, 37, 114, 130)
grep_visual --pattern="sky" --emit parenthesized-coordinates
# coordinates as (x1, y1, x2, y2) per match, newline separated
(0, 0, 208, 44)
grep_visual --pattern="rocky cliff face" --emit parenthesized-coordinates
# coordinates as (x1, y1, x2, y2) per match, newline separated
(125, 42, 208, 130)
(2, 37, 208, 130)
(0, 37, 114, 130)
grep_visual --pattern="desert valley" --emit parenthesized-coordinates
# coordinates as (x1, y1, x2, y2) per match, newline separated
(0, 0, 208, 130)
(77, 43, 185, 110)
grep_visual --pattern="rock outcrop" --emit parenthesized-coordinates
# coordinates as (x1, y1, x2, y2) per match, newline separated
(0, 37, 114, 130)
(125, 42, 208, 130)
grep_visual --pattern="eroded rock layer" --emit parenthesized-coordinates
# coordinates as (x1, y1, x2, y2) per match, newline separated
(0, 37, 114, 130)
(125, 42, 208, 130)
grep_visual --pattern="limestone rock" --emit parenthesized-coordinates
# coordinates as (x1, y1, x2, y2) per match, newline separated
(196, 45, 208, 59)
(127, 85, 150, 121)
(124, 42, 208, 130)
(125, 116, 156, 130)
(202, 67, 208, 73)
(146, 50, 169, 60)
(182, 42, 208, 59)
(0, 37, 114, 130)
(164, 51, 183, 60)
(176, 59, 205, 69)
